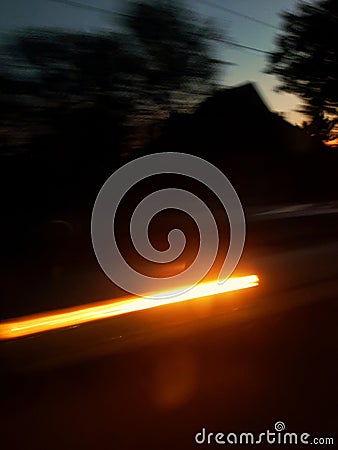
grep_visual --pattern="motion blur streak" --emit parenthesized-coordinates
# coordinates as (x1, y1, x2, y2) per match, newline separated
(0, 275, 259, 340)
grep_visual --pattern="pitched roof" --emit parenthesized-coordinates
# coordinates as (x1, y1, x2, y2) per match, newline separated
(145, 81, 324, 159)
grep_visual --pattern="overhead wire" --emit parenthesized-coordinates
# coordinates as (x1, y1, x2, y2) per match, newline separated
(195, 0, 279, 30)
(48, 0, 273, 55)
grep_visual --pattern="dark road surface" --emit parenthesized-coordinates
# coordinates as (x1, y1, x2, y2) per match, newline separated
(1, 211, 338, 450)
(1, 289, 337, 449)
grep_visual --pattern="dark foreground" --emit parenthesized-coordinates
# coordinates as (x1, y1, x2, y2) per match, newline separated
(1, 210, 338, 449)
(1, 291, 337, 449)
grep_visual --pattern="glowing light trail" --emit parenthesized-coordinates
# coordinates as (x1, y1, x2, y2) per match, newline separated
(0, 275, 259, 340)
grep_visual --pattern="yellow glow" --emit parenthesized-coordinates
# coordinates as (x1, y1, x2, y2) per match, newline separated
(0, 275, 259, 341)
(324, 137, 338, 148)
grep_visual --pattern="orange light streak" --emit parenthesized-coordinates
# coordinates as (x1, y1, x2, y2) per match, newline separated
(324, 137, 338, 148)
(0, 275, 259, 340)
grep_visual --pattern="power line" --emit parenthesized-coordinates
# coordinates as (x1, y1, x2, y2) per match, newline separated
(48, 0, 129, 17)
(225, 40, 271, 55)
(50, 0, 279, 31)
(196, 0, 279, 30)
(48, 0, 272, 55)
(207, 35, 271, 54)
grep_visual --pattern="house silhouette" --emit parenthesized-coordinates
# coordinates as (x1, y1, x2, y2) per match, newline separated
(143, 82, 333, 204)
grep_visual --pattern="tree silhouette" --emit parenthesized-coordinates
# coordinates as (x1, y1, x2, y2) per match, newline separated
(301, 112, 337, 141)
(2, 29, 145, 180)
(266, 0, 338, 140)
(0, 0, 224, 156)
(2, 29, 138, 103)
(123, 0, 222, 115)
(0, 0, 225, 218)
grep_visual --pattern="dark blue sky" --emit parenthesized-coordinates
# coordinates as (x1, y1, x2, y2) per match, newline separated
(0, 0, 306, 124)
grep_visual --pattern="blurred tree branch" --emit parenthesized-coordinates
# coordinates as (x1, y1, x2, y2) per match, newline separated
(0, 0, 227, 159)
(265, 0, 338, 140)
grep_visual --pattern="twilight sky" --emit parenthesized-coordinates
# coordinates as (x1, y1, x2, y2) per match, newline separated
(0, 0, 307, 124)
